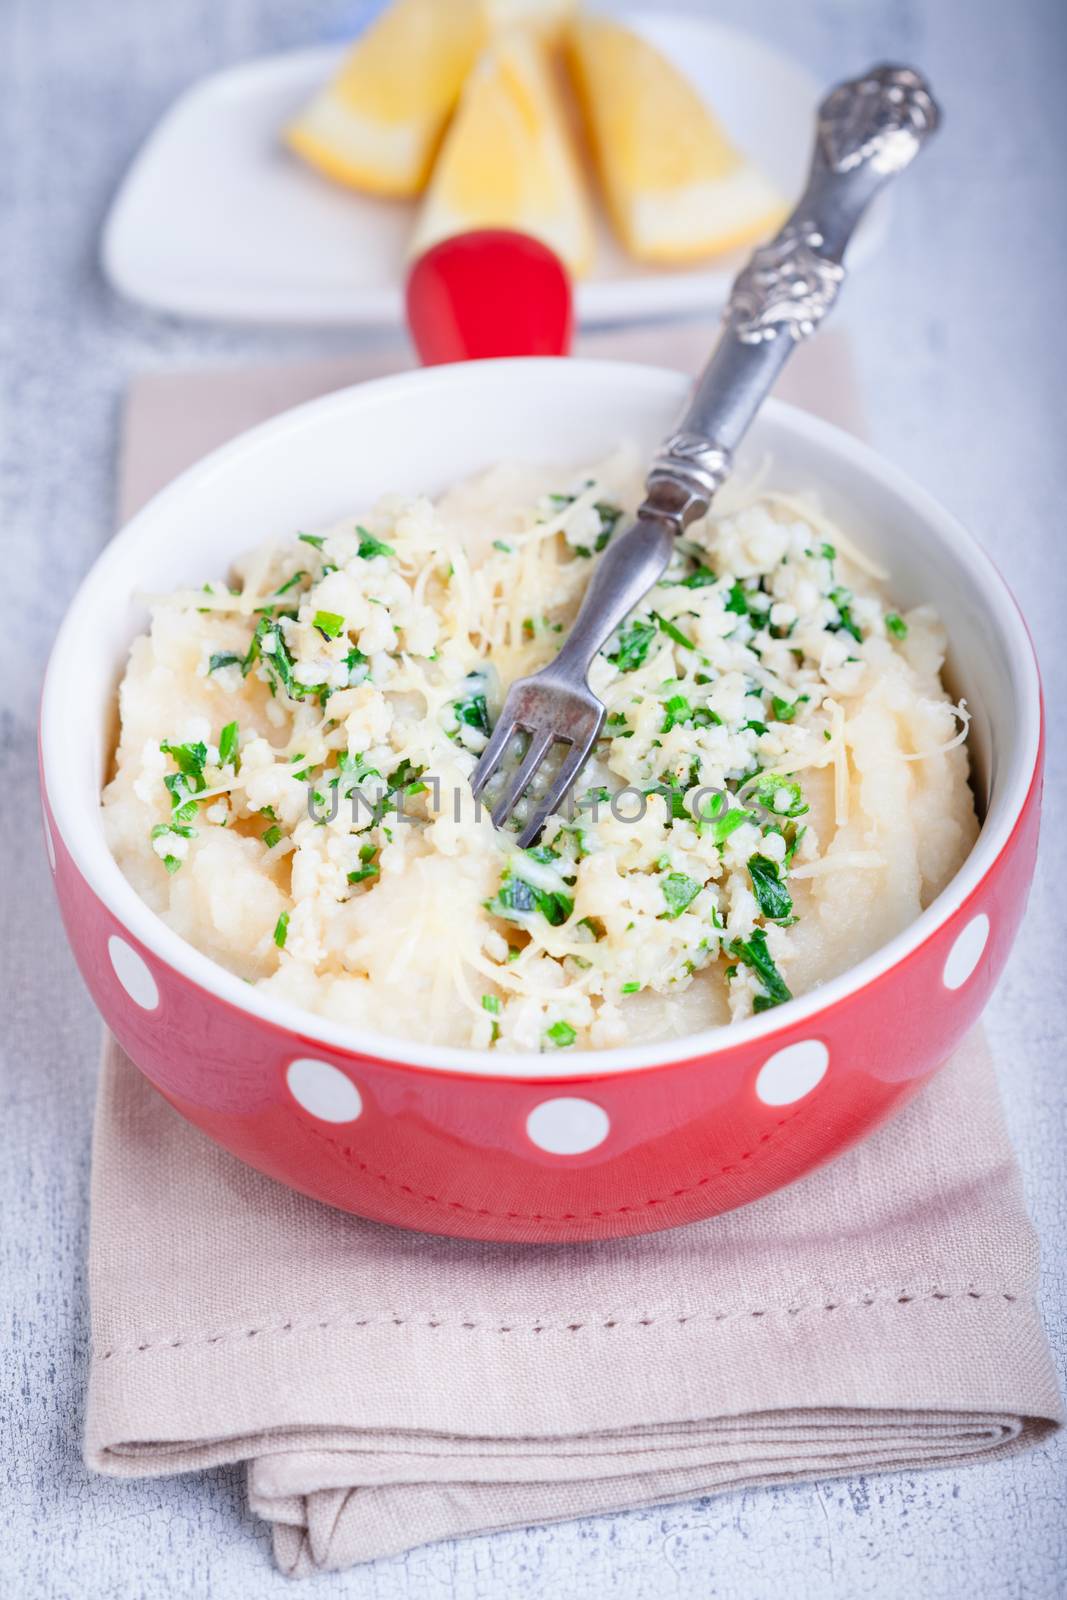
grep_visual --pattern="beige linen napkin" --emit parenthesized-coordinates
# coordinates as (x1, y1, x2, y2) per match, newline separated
(86, 329, 1062, 1576)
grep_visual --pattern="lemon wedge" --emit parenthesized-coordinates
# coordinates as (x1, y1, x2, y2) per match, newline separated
(566, 16, 786, 264)
(410, 29, 594, 277)
(284, 0, 486, 198)
(486, 0, 574, 37)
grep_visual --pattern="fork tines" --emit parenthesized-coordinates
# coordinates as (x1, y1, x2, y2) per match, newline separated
(471, 692, 603, 847)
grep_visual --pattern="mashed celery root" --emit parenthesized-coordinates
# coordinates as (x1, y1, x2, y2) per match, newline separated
(102, 452, 978, 1052)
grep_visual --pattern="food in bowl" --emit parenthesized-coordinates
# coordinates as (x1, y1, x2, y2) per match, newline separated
(102, 450, 977, 1053)
(43, 361, 1041, 1240)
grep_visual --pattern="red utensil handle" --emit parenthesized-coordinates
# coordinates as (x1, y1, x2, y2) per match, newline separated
(405, 229, 573, 365)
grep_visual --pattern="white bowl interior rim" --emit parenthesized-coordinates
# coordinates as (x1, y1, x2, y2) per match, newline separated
(41, 359, 1041, 1082)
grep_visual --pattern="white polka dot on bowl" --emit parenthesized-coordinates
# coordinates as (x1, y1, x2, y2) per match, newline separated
(943, 914, 989, 990)
(286, 1058, 362, 1123)
(755, 1040, 828, 1107)
(107, 935, 159, 1011)
(526, 1097, 610, 1156)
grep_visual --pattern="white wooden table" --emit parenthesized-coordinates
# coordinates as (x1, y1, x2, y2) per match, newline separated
(2, 0, 1064, 1594)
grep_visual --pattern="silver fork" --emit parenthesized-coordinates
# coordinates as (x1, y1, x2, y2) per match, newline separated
(472, 64, 941, 847)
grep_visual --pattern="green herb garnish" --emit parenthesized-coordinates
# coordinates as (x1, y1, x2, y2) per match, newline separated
(150, 820, 195, 874)
(357, 527, 395, 561)
(545, 1020, 577, 1048)
(273, 570, 308, 597)
(727, 928, 792, 1012)
(829, 585, 864, 644)
(744, 773, 809, 820)
(654, 612, 695, 650)
(694, 792, 753, 845)
(725, 581, 750, 617)
(243, 615, 327, 704)
(160, 740, 207, 785)
(217, 721, 239, 769)
(606, 618, 657, 672)
(572, 500, 623, 558)
(660, 871, 701, 919)
(159, 740, 207, 823)
(273, 912, 290, 948)
(747, 854, 794, 922)
(313, 609, 344, 640)
(452, 680, 492, 738)
(486, 867, 573, 927)
(885, 612, 908, 639)
(345, 645, 369, 683)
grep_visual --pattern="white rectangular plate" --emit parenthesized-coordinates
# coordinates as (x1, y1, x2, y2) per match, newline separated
(101, 13, 889, 327)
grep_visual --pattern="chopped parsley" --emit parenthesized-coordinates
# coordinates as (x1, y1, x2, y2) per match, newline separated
(150, 821, 194, 874)
(481, 994, 501, 1015)
(724, 582, 776, 632)
(160, 740, 207, 824)
(262, 824, 282, 850)
(747, 854, 794, 922)
(452, 676, 492, 738)
(486, 866, 573, 927)
(217, 720, 239, 769)
(243, 615, 327, 705)
(660, 872, 702, 919)
(695, 793, 753, 845)
(357, 527, 395, 562)
(573, 500, 623, 558)
(606, 618, 657, 672)
(160, 739, 207, 786)
(829, 585, 864, 644)
(660, 694, 722, 733)
(313, 609, 345, 640)
(654, 612, 695, 650)
(347, 842, 380, 884)
(208, 651, 242, 673)
(345, 645, 369, 684)
(679, 564, 717, 589)
(725, 581, 750, 617)
(743, 773, 809, 820)
(545, 1020, 577, 1048)
(885, 612, 908, 639)
(273, 570, 308, 597)
(727, 928, 792, 1012)
(525, 843, 560, 865)
(297, 532, 326, 552)
(661, 694, 691, 733)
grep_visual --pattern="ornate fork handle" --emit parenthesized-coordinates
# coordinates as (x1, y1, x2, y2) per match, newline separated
(476, 64, 941, 844)
(639, 64, 941, 531)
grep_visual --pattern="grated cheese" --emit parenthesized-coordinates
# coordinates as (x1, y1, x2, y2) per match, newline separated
(103, 453, 979, 1052)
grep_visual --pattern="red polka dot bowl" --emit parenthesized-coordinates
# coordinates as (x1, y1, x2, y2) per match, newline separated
(40, 360, 1042, 1243)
